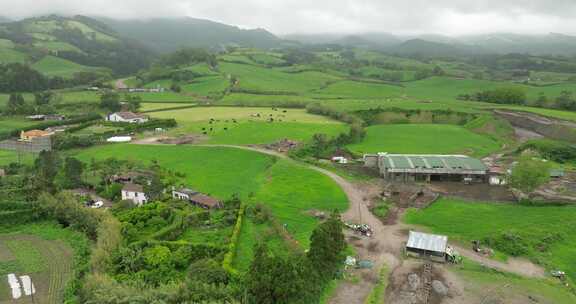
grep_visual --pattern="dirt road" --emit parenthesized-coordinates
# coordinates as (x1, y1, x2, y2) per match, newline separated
(129, 140, 547, 302)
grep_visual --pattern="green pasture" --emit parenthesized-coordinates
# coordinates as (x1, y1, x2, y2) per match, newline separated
(75, 145, 348, 247)
(33, 41, 82, 53)
(218, 93, 314, 107)
(220, 62, 341, 93)
(148, 106, 347, 144)
(140, 103, 196, 112)
(0, 117, 36, 130)
(181, 76, 229, 96)
(31, 56, 106, 78)
(347, 124, 500, 156)
(0, 150, 36, 166)
(405, 198, 576, 282)
(453, 258, 576, 303)
(0, 48, 28, 64)
(314, 80, 404, 99)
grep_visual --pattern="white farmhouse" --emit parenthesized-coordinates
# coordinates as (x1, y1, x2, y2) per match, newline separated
(106, 112, 148, 123)
(121, 183, 148, 206)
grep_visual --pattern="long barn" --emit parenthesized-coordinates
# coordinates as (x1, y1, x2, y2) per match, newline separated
(364, 153, 488, 183)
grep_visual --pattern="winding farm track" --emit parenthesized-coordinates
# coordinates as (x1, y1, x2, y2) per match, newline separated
(131, 140, 547, 302)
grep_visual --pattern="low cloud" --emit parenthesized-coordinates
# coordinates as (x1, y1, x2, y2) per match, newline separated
(0, 0, 575, 35)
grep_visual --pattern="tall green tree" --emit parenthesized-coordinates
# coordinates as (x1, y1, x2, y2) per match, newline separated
(34, 150, 60, 193)
(6, 93, 25, 114)
(34, 91, 53, 106)
(99, 91, 121, 112)
(307, 211, 346, 281)
(510, 156, 551, 193)
(63, 157, 84, 188)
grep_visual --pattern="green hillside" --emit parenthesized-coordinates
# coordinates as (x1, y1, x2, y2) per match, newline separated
(32, 55, 108, 78)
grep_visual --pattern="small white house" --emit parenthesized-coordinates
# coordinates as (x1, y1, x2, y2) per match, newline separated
(122, 183, 148, 206)
(106, 112, 148, 124)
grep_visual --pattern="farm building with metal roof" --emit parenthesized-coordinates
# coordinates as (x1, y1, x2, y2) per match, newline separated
(364, 153, 488, 183)
(406, 231, 448, 262)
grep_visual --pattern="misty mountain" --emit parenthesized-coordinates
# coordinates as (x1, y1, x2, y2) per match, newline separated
(0, 16, 10, 23)
(459, 33, 576, 56)
(286, 32, 576, 56)
(387, 39, 478, 57)
(284, 32, 402, 49)
(99, 17, 290, 53)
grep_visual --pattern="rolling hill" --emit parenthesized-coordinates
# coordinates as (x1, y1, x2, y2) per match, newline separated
(99, 17, 292, 53)
(0, 15, 154, 76)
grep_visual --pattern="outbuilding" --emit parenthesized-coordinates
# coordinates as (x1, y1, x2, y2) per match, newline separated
(172, 187, 222, 209)
(106, 112, 148, 123)
(364, 153, 488, 183)
(405, 231, 448, 263)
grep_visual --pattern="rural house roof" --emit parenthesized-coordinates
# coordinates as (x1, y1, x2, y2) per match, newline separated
(21, 129, 52, 137)
(406, 231, 448, 253)
(174, 188, 198, 196)
(112, 112, 147, 120)
(122, 183, 144, 193)
(189, 193, 221, 208)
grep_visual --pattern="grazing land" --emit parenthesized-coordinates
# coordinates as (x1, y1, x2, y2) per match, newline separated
(347, 124, 500, 156)
(404, 198, 576, 282)
(147, 106, 348, 144)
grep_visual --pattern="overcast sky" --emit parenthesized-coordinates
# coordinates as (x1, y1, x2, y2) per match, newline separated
(1, 0, 575, 36)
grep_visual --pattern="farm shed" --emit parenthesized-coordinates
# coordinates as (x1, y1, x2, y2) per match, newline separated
(406, 231, 448, 262)
(172, 187, 222, 209)
(364, 153, 488, 183)
(106, 112, 148, 123)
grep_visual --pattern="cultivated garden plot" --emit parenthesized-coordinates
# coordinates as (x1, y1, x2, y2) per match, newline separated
(0, 234, 74, 304)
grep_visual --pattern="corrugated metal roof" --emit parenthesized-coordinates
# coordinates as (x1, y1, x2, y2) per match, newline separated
(406, 231, 447, 253)
(379, 154, 487, 171)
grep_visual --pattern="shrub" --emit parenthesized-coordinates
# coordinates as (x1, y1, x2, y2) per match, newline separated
(222, 203, 246, 275)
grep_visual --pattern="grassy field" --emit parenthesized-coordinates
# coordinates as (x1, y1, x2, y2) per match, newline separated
(0, 222, 88, 304)
(405, 198, 576, 282)
(148, 106, 348, 144)
(315, 80, 404, 99)
(347, 124, 500, 156)
(0, 48, 28, 64)
(181, 76, 230, 96)
(451, 258, 576, 303)
(31, 56, 106, 78)
(0, 150, 36, 166)
(75, 145, 348, 247)
(220, 62, 341, 93)
(0, 117, 36, 130)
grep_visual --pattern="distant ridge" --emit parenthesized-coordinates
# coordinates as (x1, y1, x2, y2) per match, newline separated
(98, 17, 292, 53)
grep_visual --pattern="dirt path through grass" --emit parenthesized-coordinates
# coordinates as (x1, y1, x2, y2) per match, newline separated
(129, 141, 547, 302)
